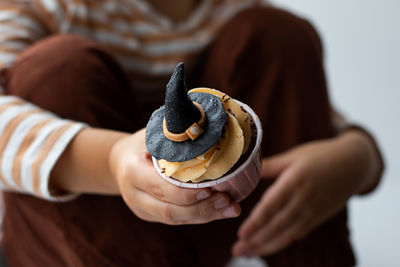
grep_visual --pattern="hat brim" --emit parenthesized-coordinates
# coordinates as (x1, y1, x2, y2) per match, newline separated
(145, 92, 227, 162)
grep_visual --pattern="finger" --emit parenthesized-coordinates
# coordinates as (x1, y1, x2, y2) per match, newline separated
(237, 166, 298, 240)
(143, 151, 155, 165)
(254, 217, 310, 256)
(252, 198, 349, 257)
(261, 151, 293, 179)
(246, 194, 307, 247)
(233, 194, 303, 257)
(130, 206, 160, 223)
(132, 190, 241, 225)
(233, 207, 310, 258)
(127, 156, 213, 206)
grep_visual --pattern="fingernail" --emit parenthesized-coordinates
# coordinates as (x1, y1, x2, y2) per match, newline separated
(223, 207, 238, 217)
(196, 190, 210, 200)
(214, 198, 228, 209)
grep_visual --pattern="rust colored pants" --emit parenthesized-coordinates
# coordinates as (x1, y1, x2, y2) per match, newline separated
(2, 7, 355, 267)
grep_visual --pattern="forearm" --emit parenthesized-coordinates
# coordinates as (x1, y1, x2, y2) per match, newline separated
(51, 128, 238, 225)
(234, 126, 383, 258)
(334, 128, 382, 194)
(50, 128, 130, 195)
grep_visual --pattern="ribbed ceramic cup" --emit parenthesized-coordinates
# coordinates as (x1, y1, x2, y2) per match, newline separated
(152, 100, 263, 202)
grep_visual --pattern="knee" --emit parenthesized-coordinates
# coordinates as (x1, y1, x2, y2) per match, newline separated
(3, 34, 135, 128)
(6, 34, 97, 99)
(17, 34, 92, 63)
(8, 34, 94, 75)
(4, 34, 132, 120)
(216, 7, 323, 62)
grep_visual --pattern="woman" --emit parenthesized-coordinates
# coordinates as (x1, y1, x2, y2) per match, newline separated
(0, 0, 383, 266)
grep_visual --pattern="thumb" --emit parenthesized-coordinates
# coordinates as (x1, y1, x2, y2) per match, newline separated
(261, 151, 293, 179)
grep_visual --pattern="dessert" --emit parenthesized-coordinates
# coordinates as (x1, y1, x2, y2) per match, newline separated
(145, 63, 262, 201)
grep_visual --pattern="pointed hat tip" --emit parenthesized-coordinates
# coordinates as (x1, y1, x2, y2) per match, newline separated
(167, 62, 185, 90)
(175, 62, 184, 70)
(170, 62, 184, 81)
(165, 62, 201, 134)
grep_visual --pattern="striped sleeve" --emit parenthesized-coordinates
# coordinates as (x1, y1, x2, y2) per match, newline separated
(32, 0, 68, 32)
(0, 94, 87, 201)
(0, 2, 86, 201)
(0, 2, 49, 71)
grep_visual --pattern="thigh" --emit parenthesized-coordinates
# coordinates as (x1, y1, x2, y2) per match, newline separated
(4, 34, 142, 131)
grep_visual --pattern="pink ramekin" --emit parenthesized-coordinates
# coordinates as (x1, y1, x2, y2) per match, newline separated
(152, 100, 263, 202)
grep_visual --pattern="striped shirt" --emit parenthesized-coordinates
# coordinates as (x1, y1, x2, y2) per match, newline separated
(0, 0, 265, 200)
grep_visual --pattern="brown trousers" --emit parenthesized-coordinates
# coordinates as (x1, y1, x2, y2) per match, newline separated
(2, 7, 355, 267)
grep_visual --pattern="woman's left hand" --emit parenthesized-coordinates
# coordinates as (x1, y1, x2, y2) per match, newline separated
(232, 130, 379, 257)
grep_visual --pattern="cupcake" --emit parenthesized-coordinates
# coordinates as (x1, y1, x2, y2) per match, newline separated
(145, 63, 262, 201)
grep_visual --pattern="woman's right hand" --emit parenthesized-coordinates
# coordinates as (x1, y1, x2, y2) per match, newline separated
(108, 128, 241, 225)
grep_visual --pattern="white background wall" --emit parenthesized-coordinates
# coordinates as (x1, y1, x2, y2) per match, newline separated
(246, 0, 399, 266)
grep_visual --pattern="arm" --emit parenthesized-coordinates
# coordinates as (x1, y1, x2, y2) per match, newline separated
(50, 128, 127, 195)
(331, 109, 384, 194)
(233, 127, 384, 257)
(0, 2, 240, 224)
(344, 127, 383, 194)
(0, 2, 81, 200)
(51, 127, 241, 225)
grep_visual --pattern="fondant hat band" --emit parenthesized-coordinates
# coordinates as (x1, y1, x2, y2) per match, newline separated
(163, 101, 206, 142)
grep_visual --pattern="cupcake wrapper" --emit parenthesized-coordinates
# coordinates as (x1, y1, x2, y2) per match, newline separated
(152, 100, 263, 202)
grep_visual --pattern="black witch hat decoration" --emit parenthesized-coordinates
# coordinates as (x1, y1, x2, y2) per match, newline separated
(145, 63, 227, 162)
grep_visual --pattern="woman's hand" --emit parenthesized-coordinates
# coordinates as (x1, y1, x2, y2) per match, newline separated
(232, 130, 380, 257)
(109, 128, 241, 225)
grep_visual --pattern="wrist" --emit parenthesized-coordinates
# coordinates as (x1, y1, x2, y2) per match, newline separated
(52, 128, 129, 195)
(108, 135, 128, 191)
(335, 129, 380, 194)
(108, 128, 148, 192)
